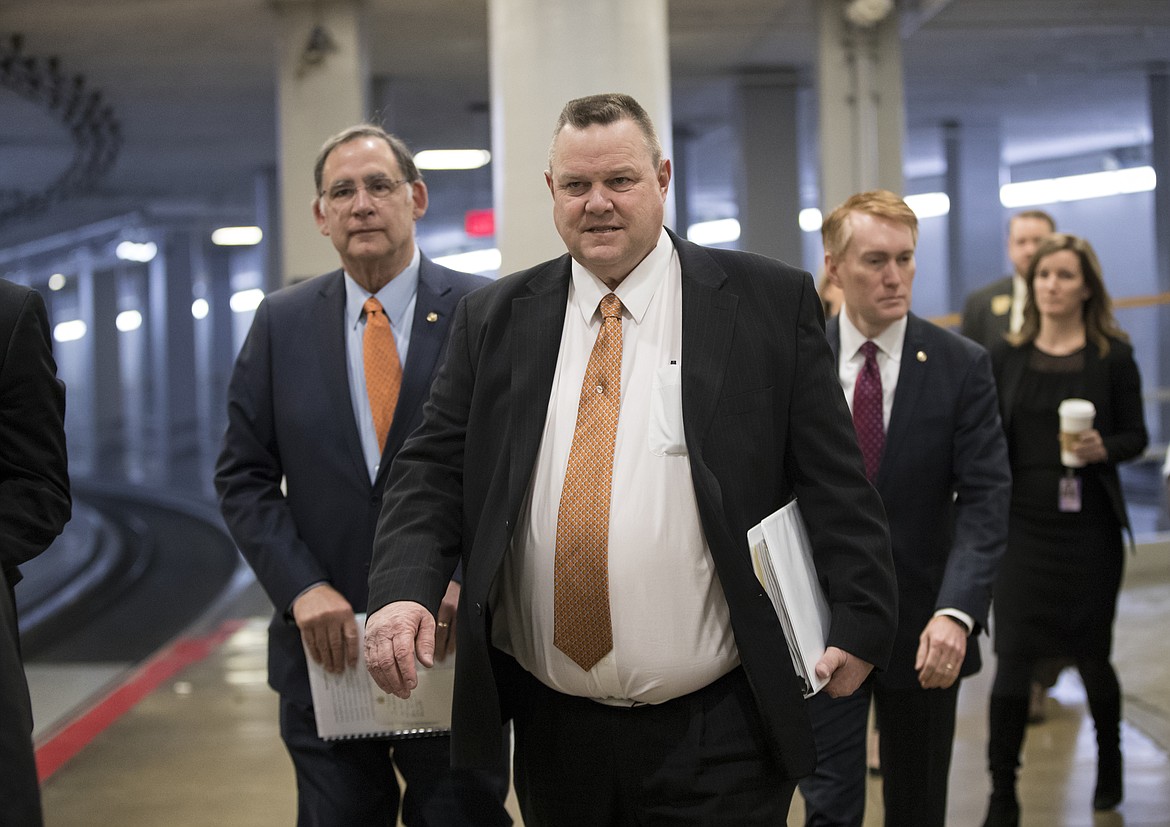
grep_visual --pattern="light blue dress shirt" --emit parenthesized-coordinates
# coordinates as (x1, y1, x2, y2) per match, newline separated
(342, 248, 420, 482)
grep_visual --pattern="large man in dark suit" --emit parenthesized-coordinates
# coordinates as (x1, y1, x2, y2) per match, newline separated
(961, 210, 1055, 350)
(215, 125, 509, 825)
(0, 279, 71, 827)
(798, 191, 1011, 827)
(364, 93, 897, 826)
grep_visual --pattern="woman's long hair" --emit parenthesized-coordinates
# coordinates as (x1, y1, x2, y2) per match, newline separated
(1010, 232, 1128, 356)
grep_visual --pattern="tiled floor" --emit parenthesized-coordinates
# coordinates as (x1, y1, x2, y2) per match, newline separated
(35, 538, 1170, 826)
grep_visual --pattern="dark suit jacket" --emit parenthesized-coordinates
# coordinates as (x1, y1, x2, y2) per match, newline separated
(0, 279, 70, 592)
(828, 314, 1011, 689)
(0, 580, 41, 826)
(960, 275, 1013, 350)
(368, 230, 897, 778)
(215, 257, 487, 706)
(992, 337, 1148, 534)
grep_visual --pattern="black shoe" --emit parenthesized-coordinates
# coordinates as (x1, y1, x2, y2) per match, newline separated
(982, 793, 1020, 827)
(1093, 750, 1123, 811)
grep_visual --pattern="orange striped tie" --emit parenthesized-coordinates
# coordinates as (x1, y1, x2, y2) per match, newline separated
(362, 297, 402, 454)
(554, 293, 623, 671)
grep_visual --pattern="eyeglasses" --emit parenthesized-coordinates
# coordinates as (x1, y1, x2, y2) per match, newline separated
(322, 177, 411, 206)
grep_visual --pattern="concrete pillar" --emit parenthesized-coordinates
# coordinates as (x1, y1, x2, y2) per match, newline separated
(737, 70, 803, 263)
(149, 230, 200, 491)
(117, 264, 150, 484)
(944, 120, 1003, 308)
(90, 266, 124, 478)
(273, 0, 368, 284)
(487, 0, 672, 275)
(1149, 65, 1170, 439)
(68, 255, 98, 477)
(204, 242, 235, 451)
(816, 0, 905, 211)
(672, 126, 694, 240)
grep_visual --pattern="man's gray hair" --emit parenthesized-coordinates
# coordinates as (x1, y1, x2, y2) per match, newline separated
(313, 124, 421, 194)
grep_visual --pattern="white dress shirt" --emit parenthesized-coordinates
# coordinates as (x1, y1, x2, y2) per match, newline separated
(1010, 272, 1027, 334)
(837, 310, 905, 428)
(492, 229, 739, 705)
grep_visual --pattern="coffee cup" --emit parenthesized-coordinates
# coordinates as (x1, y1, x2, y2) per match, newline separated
(1058, 398, 1096, 468)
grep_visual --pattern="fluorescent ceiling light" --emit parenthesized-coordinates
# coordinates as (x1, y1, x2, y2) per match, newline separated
(433, 248, 502, 274)
(115, 310, 142, 332)
(116, 240, 158, 263)
(53, 319, 87, 342)
(687, 218, 741, 246)
(799, 208, 823, 233)
(230, 288, 265, 313)
(905, 192, 950, 219)
(212, 226, 263, 246)
(415, 149, 492, 170)
(192, 298, 210, 319)
(48, 273, 66, 291)
(1001, 165, 1155, 208)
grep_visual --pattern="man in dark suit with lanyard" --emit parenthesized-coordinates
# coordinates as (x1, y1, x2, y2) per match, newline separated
(0, 278, 71, 827)
(215, 125, 509, 825)
(798, 191, 1011, 826)
(363, 93, 898, 825)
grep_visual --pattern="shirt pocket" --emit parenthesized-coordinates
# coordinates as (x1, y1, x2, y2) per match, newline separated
(649, 363, 687, 456)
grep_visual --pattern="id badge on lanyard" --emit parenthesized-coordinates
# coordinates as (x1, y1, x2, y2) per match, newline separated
(1058, 469, 1082, 513)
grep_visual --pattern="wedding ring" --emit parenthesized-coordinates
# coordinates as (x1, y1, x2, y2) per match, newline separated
(437, 621, 450, 629)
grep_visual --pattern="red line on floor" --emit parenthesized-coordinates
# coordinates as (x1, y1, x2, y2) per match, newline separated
(35, 619, 247, 782)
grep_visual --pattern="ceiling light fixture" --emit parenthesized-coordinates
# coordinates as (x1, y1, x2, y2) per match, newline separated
(212, 226, 263, 246)
(414, 149, 492, 170)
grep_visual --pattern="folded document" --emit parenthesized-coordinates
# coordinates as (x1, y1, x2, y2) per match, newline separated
(303, 613, 453, 740)
(747, 500, 831, 698)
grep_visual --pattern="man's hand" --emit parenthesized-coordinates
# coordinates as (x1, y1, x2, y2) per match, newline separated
(434, 581, 460, 663)
(915, 615, 968, 689)
(365, 602, 434, 698)
(814, 646, 874, 697)
(291, 583, 357, 674)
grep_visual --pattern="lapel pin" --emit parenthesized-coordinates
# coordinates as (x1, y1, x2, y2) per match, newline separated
(426, 311, 438, 323)
(917, 350, 927, 362)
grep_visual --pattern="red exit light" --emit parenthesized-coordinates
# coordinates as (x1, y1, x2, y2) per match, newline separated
(464, 209, 495, 238)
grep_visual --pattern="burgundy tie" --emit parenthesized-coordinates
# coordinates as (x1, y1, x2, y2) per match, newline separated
(853, 340, 884, 482)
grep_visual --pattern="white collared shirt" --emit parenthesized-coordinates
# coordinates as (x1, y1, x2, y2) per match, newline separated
(837, 310, 906, 428)
(1010, 273, 1027, 334)
(492, 228, 739, 704)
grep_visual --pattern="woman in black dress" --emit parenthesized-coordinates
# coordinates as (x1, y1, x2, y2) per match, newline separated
(981, 233, 1148, 827)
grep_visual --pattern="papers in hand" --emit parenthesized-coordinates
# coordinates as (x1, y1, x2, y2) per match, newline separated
(747, 499, 831, 698)
(302, 612, 454, 740)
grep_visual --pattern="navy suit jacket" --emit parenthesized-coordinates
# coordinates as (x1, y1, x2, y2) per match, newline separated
(215, 257, 488, 705)
(827, 313, 1011, 688)
(368, 230, 898, 778)
(960, 275, 1014, 351)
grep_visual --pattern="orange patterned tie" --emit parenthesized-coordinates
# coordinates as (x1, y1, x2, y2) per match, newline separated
(554, 293, 623, 671)
(362, 297, 402, 454)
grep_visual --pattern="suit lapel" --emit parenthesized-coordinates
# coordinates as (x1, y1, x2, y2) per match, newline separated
(673, 232, 736, 452)
(508, 258, 572, 511)
(879, 314, 928, 487)
(312, 272, 370, 484)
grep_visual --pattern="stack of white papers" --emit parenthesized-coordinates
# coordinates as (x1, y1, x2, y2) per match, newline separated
(747, 500, 831, 698)
(303, 613, 454, 740)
